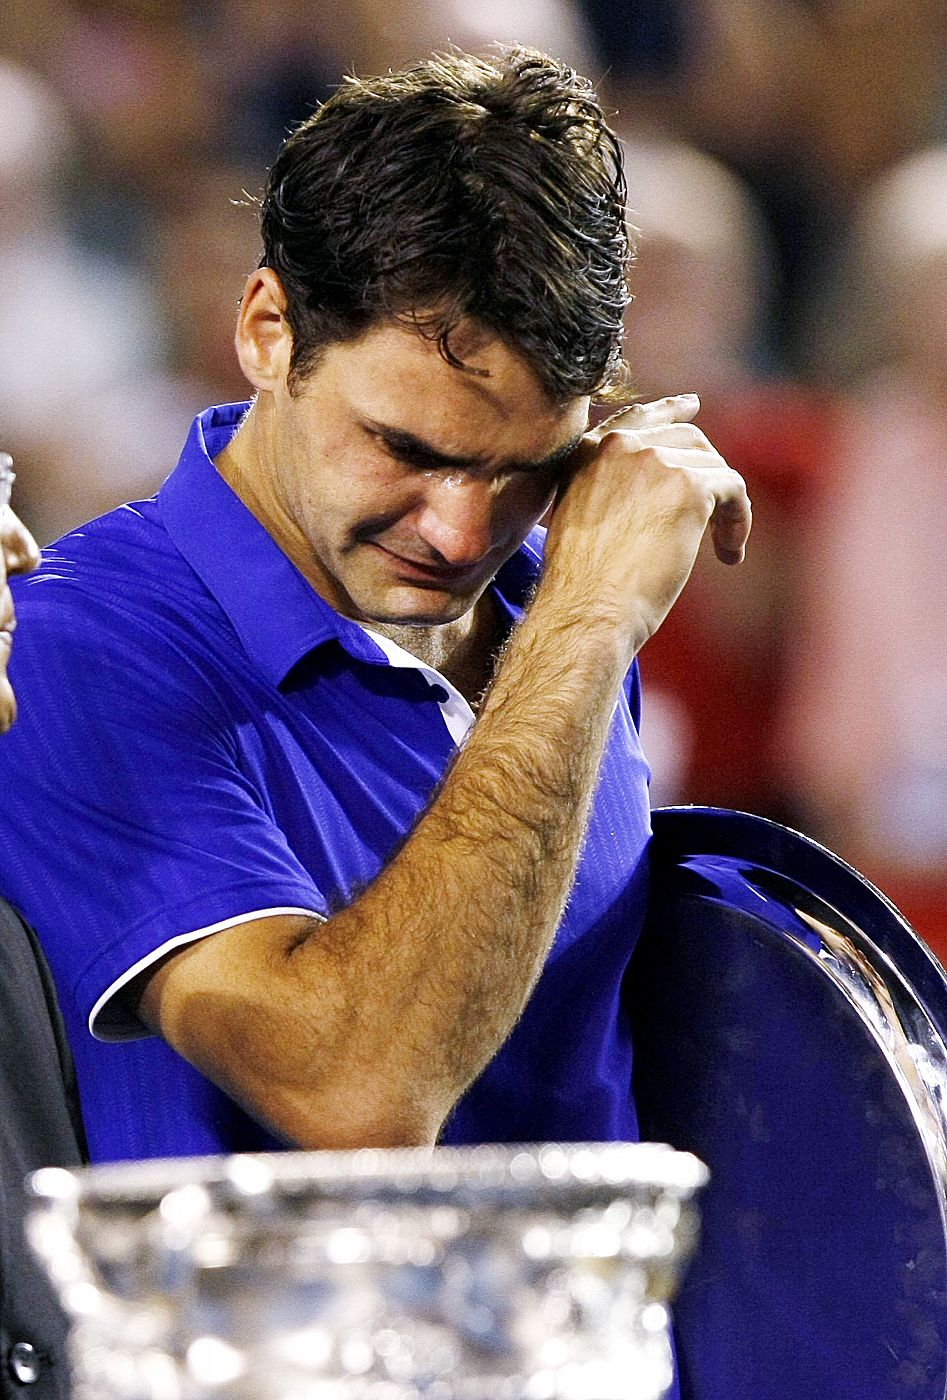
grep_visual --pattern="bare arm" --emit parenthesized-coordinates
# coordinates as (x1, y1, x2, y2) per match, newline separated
(140, 394, 750, 1148)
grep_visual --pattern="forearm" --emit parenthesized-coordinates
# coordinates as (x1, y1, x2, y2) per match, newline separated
(344, 600, 625, 1083)
(247, 592, 628, 1145)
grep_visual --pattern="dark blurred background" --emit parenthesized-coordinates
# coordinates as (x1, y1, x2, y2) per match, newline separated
(2, 0, 945, 950)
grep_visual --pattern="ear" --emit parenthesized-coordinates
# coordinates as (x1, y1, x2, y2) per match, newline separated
(234, 267, 294, 391)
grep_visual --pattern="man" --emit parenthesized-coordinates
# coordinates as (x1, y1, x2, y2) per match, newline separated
(0, 48, 750, 1165)
(0, 455, 85, 1398)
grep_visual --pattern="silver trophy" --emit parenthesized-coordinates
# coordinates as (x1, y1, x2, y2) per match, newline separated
(27, 1142, 707, 1400)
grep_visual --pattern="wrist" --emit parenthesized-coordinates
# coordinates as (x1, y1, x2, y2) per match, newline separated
(524, 566, 649, 674)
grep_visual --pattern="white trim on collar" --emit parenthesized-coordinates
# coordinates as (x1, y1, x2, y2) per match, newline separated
(360, 627, 476, 747)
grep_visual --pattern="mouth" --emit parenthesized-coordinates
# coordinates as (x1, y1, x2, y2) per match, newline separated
(368, 543, 485, 587)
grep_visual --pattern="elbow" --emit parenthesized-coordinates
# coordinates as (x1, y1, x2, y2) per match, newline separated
(145, 947, 457, 1151)
(227, 1026, 449, 1149)
(228, 1003, 457, 1150)
(261, 1081, 447, 1152)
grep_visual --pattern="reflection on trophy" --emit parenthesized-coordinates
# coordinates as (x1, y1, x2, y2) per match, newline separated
(28, 1142, 706, 1400)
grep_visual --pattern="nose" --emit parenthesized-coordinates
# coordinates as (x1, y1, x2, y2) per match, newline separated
(413, 476, 497, 567)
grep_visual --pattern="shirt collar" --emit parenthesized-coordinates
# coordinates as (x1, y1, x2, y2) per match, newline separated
(159, 402, 544, 685)
(159, 403, 387, 684)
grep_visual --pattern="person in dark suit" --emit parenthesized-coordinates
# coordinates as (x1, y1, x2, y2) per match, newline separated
(0, 452, 86, 1398)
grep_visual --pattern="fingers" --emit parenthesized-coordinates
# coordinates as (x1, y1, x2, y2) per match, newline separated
(590, 393, 701, 442)
(646, 448, 751, 565)
(711, 492, 752, 565)
(600, 421, 714, 453)
(593, 397, 752, 566)
(569, 395, 752, 575)
(699, 461, 751, 565)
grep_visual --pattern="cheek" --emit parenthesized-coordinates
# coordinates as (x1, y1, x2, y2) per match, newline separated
(288, 427, 413, 522)
(313, 477, 424, 553)
(345, 464, 430, 532)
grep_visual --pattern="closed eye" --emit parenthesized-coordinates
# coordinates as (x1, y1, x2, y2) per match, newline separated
(382, 437, 450, 472)
(368, 425, 490, 479)
(364, 418, 587, 478)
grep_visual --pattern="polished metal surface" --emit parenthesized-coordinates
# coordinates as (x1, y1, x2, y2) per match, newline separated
(631, 806, 947, 1400)
(28, 1141, 707, 1400)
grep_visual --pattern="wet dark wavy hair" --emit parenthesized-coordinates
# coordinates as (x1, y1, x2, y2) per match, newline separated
(259, 47, 632, 403)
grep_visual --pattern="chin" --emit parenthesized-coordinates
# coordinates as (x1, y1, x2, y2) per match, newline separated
(355, 579, 484, 628)
(373, 594, 478, 628)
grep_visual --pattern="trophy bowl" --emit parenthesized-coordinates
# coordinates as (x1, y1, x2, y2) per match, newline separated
(27, 1141, 707, 1400)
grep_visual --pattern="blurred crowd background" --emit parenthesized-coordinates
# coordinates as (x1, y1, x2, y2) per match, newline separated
(2, 0, 946, 949)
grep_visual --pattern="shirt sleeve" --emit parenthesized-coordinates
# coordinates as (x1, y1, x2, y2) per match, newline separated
(0, 592, 326, 1042)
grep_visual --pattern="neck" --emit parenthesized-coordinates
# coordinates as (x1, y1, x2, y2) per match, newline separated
(369, 593, 503, 707)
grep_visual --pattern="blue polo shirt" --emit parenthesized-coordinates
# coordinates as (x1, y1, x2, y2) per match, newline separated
(0, 403, 653, 1164)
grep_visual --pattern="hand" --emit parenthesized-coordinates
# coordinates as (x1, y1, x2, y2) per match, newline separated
(541, 393, 751, 655)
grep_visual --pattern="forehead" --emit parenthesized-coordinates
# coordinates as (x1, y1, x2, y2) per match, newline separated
(301, 319, 590, 460)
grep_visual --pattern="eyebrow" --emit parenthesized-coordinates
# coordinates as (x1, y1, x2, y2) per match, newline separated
(363, 419, 587, 475)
